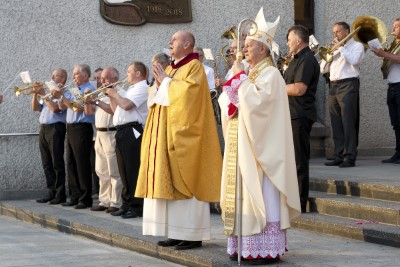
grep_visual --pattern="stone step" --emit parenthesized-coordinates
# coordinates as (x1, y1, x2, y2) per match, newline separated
(308, 191, 400, 226)
(309, 177, 400, 202)
(292, 213, 400, 248)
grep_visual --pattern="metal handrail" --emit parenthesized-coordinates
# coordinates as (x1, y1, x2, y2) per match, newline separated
(0, 133, 39, 137)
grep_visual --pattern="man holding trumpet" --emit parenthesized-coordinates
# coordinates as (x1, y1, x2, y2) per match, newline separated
(372, 18, 400, 164)
(53, 64, 95, 209)
(84, 67, 123, 213)
(32, 68, 68, 205)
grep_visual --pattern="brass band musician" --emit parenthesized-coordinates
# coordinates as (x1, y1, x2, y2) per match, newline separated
(372, 18, 400, 164)
(32, 68, 68, 205)
(321, 22, 365, 168)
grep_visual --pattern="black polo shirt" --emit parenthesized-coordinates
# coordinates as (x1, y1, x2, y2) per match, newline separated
(284, 47, 319, 121)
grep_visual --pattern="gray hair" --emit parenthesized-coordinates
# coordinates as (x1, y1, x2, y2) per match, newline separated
(152, 53, 170, 69)
(73, 64, 91, 77)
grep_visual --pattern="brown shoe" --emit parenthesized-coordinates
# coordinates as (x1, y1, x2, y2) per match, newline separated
(106, 207, 119, 213)
(90, 205, 108, 211)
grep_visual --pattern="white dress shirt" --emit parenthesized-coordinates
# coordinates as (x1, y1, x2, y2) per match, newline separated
(320, 38, 364, 81)
(95, 96, 114, 128)
(113, 80, 149, 126)
(388, 63, 400, 84)
(203, 64, 215, 90)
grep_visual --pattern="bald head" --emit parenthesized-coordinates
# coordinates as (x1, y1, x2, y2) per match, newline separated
(100, 67, 119, 85)
(169, 30, 196, 60)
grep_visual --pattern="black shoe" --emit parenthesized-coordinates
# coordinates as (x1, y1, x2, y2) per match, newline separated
(121, 210, 138, 219)
(382, 153, 400, 163)
(48, 196, 66, 205)
(74, 202, 88, 209)
(324, 160, 343, 166)
(175, 241, 202, 250)
(395, 159, 400, 164)
(61, 201, 78, 207)
(339, 161, 355, 168)
(157, 238, 182, 247)
(36, 195, 54, 203)
(106, 207, 119, 213)
(110, 208, 128, 216)
(90, 205, 108, 211)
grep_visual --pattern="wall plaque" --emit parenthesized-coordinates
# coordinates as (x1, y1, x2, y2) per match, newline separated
(100, 0, 192, 26)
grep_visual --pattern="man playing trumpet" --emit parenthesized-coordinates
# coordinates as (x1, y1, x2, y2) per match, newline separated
(372, 18, 400, 164)
(53, 64, 96, 209)
(84, 67, 123, 213)
(32, 68, 68, 205)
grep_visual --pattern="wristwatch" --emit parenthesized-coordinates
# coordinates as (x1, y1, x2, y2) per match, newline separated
(95, 100, 100, 106)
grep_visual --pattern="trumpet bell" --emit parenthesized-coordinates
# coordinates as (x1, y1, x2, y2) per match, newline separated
(318, 46, 334, 63)
(352, 16, 388, 49)
(14, 86, 21, 96)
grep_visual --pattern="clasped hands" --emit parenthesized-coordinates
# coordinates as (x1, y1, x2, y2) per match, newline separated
(152, 63, 169, 87)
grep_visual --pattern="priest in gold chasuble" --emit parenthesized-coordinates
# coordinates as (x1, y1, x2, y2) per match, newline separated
(135, 30, 222, 250)
(218, 8, 301, 263)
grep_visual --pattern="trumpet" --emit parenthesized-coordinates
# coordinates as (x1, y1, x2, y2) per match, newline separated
(14, 82, 44, 96)
(81, 78, 128, 103)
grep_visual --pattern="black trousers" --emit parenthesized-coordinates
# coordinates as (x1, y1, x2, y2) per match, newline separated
(387, 83, 400, 153)
(115, 123, 143, 212)
(328, 79, 360, 163)
(66, 123, 93, 206)
(291, 117, 314, 210)
(39, 122, 66, 199)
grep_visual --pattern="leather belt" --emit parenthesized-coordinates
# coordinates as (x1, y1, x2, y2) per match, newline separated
(115, 121, 140, 131)
(330, 77, 359, 85)
(96, 127, 117, 132)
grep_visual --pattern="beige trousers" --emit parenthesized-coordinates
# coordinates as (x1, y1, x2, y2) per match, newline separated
(95, 131, 122, 208)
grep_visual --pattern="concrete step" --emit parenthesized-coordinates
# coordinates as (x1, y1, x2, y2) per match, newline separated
(309, 177, 400, 202)
(292, 212, 400, 248)
(308, 191, 400, 226)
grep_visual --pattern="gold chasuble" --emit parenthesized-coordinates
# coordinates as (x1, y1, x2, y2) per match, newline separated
(135, 56, 222, 202)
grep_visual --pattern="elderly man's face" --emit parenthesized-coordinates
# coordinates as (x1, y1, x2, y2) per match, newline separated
(100, 69, 118, 86)
(169, 31, 188, 60)
(73, 68, 89, 86)
(52, 70, 66, 86)
(243, 38, 264, 67)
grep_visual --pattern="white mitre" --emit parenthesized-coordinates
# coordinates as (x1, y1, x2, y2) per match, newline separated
(247, 7, 280, 48)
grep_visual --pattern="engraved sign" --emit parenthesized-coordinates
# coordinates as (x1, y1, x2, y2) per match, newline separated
(100, 0, 192, 26)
